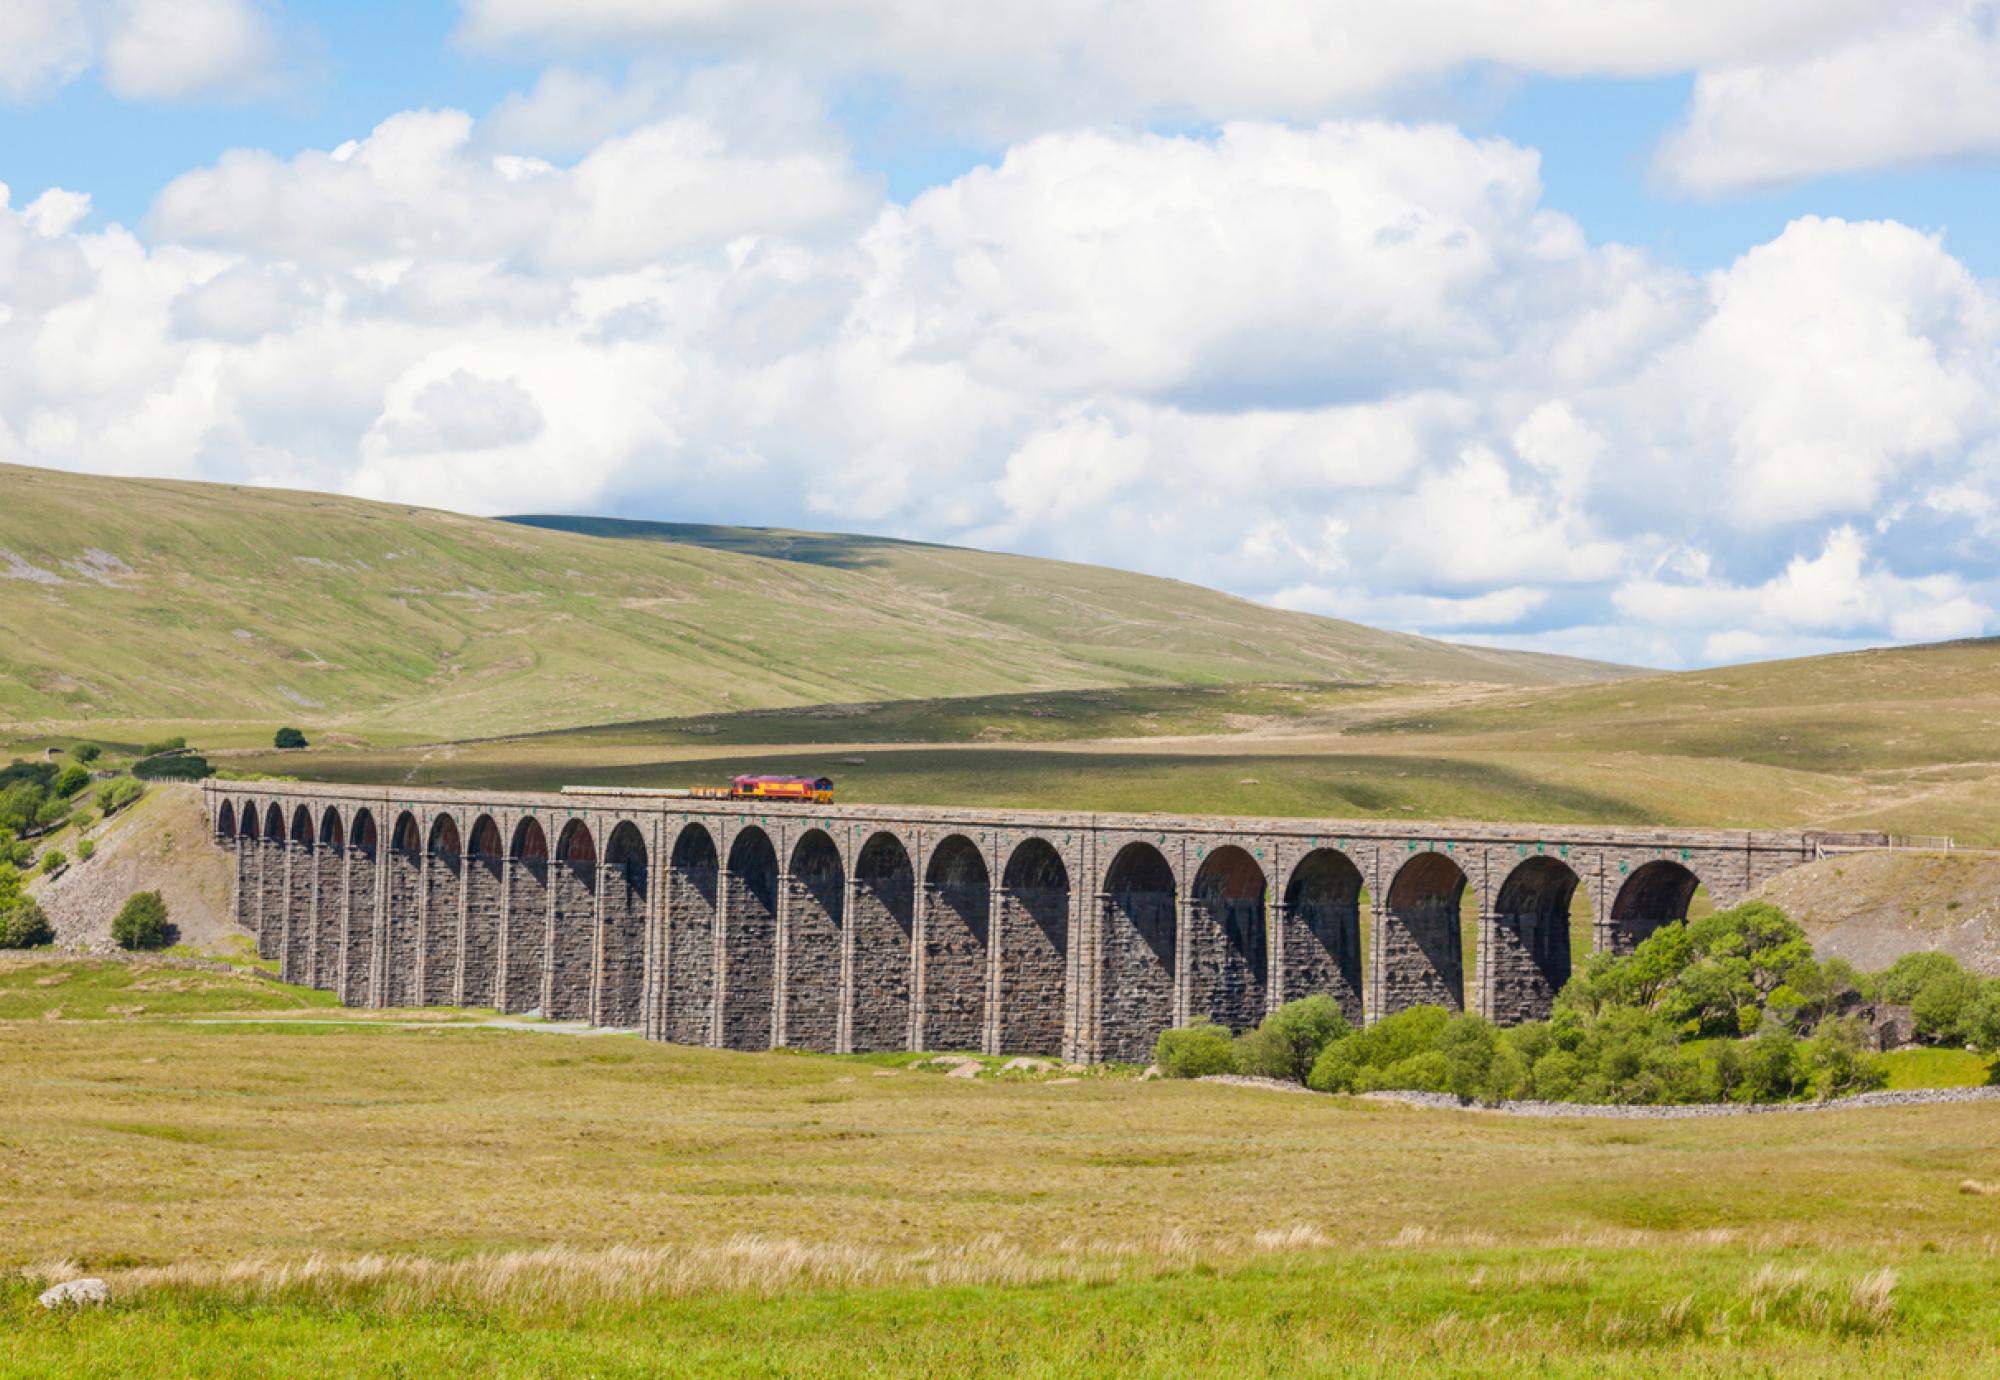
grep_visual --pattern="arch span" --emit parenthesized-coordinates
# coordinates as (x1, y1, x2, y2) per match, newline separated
(1190, 845, 1267, 1033)
(382, 811, 423, 1008)
(1378, 851, 1467, 1017)
(783, 829, 844, 1052)
(1282, 849, 1363, 1025)
(216, 799, 236, 840)
(460, 815, 503, 1009)
(998, 839, 1068, 1056)
(308, 805, 347, 994)
(256, 802, 286, 961)
(597, 822, 648, 1028)
(1609, 860, 1702, 955)
(1487, 855, 1579, 1023)
(231, 799, 257, 935)
(280, 806, 315, 985)
(421, 814, 463, 1007)
(342, 809, 379, 1006)
(923, 835, 989, 1051)
(1100, 842, 1176, 1063)
(547, 820, 597, 1020)
(721, 827, 778, 1050)
(661, 823, 719, 1045)
(851, 832, 915, 1053)
(501, 818, 550, 1014)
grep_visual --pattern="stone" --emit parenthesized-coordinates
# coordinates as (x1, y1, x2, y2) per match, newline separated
(1000, 1056, 1057, 1073)
(39, 1278, 109, 1309)
(946, 1062, 981, 1079)
(1140, 1064, 1163, 1081)
(1870, 1004, 1916, 1051)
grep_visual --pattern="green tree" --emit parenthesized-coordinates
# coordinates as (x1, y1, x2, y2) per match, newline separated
(1805, 1018, 1889, 1100)
(71, 743, 101, 765)
(274, 727, 308, 750)
(1234, 995, 1350, 1084)
(0, 863, 53, 948)
(112, 890, 172, 951)
(1153, 1019, 1239, 1078)
(1875, 951, 1962, 1005)
(38, 848, 65, 876)
(52, 763, 89, 797)
(1911, 967, 1983, 1045)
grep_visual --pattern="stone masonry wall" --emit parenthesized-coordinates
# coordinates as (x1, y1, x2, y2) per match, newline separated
(207, 784, 1830, 1062)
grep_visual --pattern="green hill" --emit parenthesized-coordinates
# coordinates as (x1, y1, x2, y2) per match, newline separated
(0, 464, 1629, 742)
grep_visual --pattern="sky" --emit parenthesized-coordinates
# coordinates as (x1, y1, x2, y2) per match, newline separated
(3, 2, 2000, 670)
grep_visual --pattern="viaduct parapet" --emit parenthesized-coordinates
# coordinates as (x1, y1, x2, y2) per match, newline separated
(201, 782, 1828, 1064)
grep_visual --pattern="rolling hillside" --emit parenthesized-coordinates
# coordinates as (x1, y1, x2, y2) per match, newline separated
(0, 464, 1627, 742)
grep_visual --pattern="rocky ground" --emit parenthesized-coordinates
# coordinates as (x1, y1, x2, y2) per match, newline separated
(1751, 848, 2000, 975)
(29, 783, 243, 954)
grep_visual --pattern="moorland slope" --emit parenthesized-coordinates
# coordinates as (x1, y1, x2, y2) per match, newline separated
(0, 464, 1624, 742)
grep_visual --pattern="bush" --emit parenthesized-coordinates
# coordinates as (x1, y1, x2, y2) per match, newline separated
(273, 726, 308, 750)
(1153, 1019, 1240, 1078)
(1805, 1018, 1889, 1100)
(76, 837, 95, 863)
(1875, 951, 1963, 1006)
(1740, 1024, 1807, 1102)
(38, 848, 65, 877)
(134, 753, 210, 781)
(1308, 1005, 1452, 1093)
(52, 763, 90, 797)
(98, 779, 144, 814)
(1234, 995, 1349, 1084)
(112, 890, 172, 951)
(139, 736, 186, 758)
(71, 743, 101, 765)
(0, 896, 53, 948)
(1911, 967, 1983, 1045)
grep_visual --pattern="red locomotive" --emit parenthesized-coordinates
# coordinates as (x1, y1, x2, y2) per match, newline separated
(730, 774, 835, 803)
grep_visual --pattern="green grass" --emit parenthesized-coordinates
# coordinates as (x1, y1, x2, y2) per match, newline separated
(4, 973, 2000, 1374)
(0, 463, 1615, 743)
(1881, 1047, 1997, 1090)
(0, 958, 337, 1021)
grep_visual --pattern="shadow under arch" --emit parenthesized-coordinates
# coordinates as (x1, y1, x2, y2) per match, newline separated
(1610, 860, 1703, 955)
(998, 838, 1069, 1056)
(597, 822, 648, 1029)
(1489, 855, 1581, 1023)
(1379, 851, 1468, 1017)
(1190, 845, 1268, 1033)
(546, 820, 597, 1021)
(923, 835, 990, 1051)
(1282, 848, 1364, 1025)
(784, 829, 844, 1052)
(1100, 841, 1175, 1064)
(851, 832, 914, 1053)
(501, 818, 551, 1015)
(721, 827, 778, 1051)
(661, 822, 720, 1045)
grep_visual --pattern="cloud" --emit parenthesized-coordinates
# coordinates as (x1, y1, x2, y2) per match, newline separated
(4, 109, 1998, 666)
(0, 0, 289, 105)
(1657, 2, 2000, 194)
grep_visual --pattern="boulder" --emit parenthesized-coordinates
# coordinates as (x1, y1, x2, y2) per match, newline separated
(1870, 1003, 1917, 1051)
(999, 1056, 1058, 1074)
(39, 1278, 109, 1309)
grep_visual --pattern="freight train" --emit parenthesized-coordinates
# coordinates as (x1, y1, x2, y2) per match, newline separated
(561, 775, 835, 803)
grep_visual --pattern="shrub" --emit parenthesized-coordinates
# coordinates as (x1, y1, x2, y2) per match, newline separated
(52, 763, 90, 797)
(76, 837, 95, 863)
(273, 727, 308, 750)
(1307, 1005, 1452, 1093)
(1911, 968, 1983, 1045)
(1153, 1019, 1240, 1078)
(38, 848, 65, 877)
(1875, 951, 1963, 1006)
(71, 743, 101, 764)
(0, 896, 53, 948)
(1805, 1018, 1889, 1100)
(139, 736, 186, 757)
(98, 779, 144, 814)
(134, 753, 210, 781)
(112, 890, 172, 951)
(1741, 1024, 1807, 1102)
(1234, 995, 1349, 1084)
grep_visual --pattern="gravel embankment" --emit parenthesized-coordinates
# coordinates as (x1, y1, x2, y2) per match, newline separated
(1198, 1075, 2000, 1117)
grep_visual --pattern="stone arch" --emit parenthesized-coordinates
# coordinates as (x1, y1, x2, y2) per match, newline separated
(502, 818, 550, 1014)
(310, 805, 347, 994)
(851, 831, 915, 1053)
(1100, 841, 1176, 1063)
(1609, 860, 1703, 955)
(998, 838, 1068, 1056)
(1281, 849, 1363, 1025)
(382, 810, 423, 1008)
(662, 823, 719, 1046)
(1379, 851, 1468, 1016)
(278, 805, 316, 985)
(1190, 845, 1268, 1033)
(216, 798, 235, 839)
(290, 805, 313, 846)
(721, 827, 778, 1050)
(238, 800, 259, 839)
(783, 829, 845, 1052)
(547, 820, 597, 1020)
(1488, 855, 1580, 1023)
(923, 835, 989, 1051)
(460, 815, 503, 1009)
(343, 808, 379, 1006)
(256, 801, 286, 962)
(420, 814, 464, 1006)
(597, 821, 648, 1028)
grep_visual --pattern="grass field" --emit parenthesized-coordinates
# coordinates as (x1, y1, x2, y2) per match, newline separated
(0, 464, 1617, 744)
(6, 961, 2000, 1375)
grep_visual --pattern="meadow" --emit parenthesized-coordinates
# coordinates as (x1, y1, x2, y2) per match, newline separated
(6, 960, 2000, 1376)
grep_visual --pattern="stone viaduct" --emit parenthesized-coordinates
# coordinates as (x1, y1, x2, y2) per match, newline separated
(201, 781, 1830, 1064)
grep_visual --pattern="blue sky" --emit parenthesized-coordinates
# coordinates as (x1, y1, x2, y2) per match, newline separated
(4, 0, 2000, 669)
